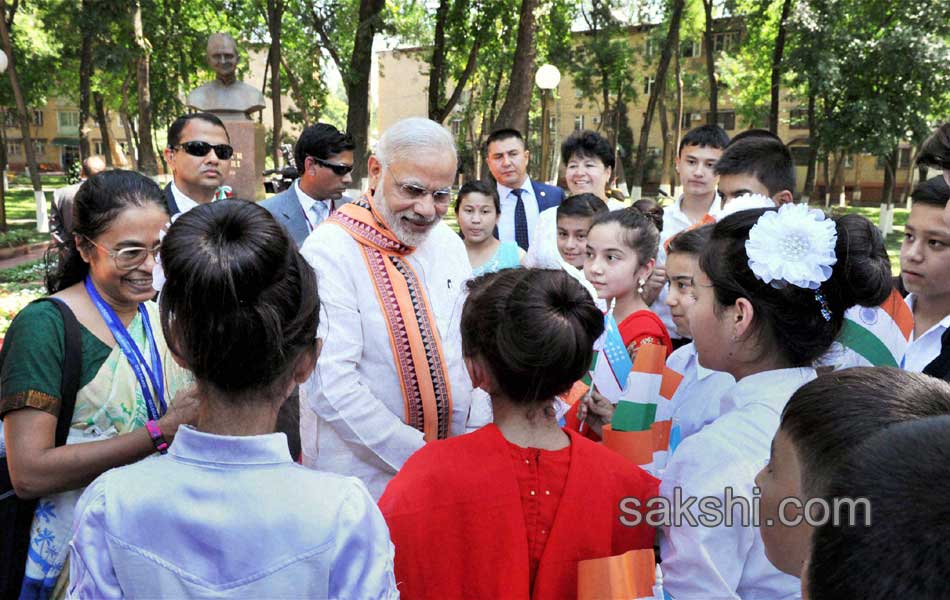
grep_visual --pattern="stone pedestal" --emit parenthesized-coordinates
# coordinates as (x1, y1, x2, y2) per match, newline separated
(220, 120, 265, 201)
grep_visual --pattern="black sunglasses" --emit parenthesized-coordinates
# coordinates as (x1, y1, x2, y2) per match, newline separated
(174, 141, 234, 160)
(311, 156, 353, 176)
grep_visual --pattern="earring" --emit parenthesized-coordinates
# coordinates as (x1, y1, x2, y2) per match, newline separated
(638, 278, 646, 295)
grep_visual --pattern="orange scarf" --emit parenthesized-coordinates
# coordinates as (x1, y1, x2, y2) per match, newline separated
(326, 194, 453, 441)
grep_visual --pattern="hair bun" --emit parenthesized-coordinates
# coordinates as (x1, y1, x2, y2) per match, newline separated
(828, 213, 892, 311)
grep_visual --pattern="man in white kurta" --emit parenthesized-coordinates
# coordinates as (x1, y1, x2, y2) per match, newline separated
(299, 118, 485, 499)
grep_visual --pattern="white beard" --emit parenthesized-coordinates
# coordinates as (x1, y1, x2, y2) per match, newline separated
(373, 187, 438, 247)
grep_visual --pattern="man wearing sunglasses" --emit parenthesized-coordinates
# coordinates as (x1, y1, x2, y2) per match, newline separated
(261, 123, 355, 247)
(162, 113, 233, 216)
(298, 117, 486, 499)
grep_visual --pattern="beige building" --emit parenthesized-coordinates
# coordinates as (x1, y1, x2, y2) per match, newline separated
(2, 98, 132, 171)
(376, 19, 917, 204)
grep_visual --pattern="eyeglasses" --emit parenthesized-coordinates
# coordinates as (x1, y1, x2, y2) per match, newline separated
(389, 171, 453, 204)
(84, 237, 161, 271)
(173, 141, 234, 160)
(310, 156, 353, 176)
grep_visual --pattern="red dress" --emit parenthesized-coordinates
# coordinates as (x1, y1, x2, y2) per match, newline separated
(379, 424, 658, 600)
(618, 309, 672, 358)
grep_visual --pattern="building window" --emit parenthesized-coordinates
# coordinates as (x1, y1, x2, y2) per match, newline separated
(3, 111, 17, 127)
(573, 115, 585, 131)
(94, 140, 107, 155)
(573, 88, 583, 99)
(58, 111, 80, 132)
(706, 110, 736, 130)
(32, 110, 44, 126)
(899, 148, 912, 169)
(34, 141, 45, 156)
(643, 76, 655, 96)
(7, 140, 22, 156)
(645, 38, 657, 59)
(789, 108, 809, 129)
(549, 115, 556, 131)
(790, 146, 812, 166)
(450, 118, 462, 137)
(713, 31, 739, 53)
(592, 115, 601, 125)
(681, 111, 702, 129)
(681, 41, 700, 58)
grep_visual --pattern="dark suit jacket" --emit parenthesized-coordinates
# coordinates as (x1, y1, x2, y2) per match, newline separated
(50, 181, 83, 242)
(531, 180, 566, 212)
(258, 183, 354, 248)
(163, 183, 182, 217)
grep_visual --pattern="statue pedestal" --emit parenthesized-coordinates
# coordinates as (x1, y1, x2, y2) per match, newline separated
(221, 120, 265, 201)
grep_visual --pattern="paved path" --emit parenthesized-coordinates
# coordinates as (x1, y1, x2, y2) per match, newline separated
(0, 244, 49, 271)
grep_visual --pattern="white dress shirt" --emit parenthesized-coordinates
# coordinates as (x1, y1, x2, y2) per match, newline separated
(299, 219, 483, 499)
(660, 367, 816, 600)
(902, 293, 950, 372)
(497, 177, 539, 245)
(664, 342, 735, 441)
(68, 426, 397, 599)
(169, 181, 200, 215)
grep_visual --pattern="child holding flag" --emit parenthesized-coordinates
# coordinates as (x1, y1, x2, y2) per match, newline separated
(584, 208, 672, 357)
(379, 269, 657, 600)
(659, 206, 893, 599)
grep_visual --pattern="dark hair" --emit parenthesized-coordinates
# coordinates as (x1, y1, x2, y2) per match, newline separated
(484, 128, 524, 153)
(158, 201, 319, 395)
(666, 223, 713, 257)
(461, 269, 604, 404)
(294, 123, 355, 174)
(632, 198, 664, 232)
(910, 175, 950, 209)
(560, 130, 615, 170)
(714, 136, 795, 196)
(679, 124, 730, 154)
(45, 170, 167, 293)
(727, 128, 783, 146)
(556, 193, 608, 221)
(699, 209, 892, 367)
(454, 179, 500, 214)
(917, 122, 950, 170)
(781, 367, 950, 499)
(807, 414, 950, 600)
(589, 206, 660, 265)
(167, 113, 229, 148)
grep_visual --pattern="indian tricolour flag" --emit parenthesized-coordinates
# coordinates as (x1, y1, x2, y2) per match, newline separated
(834, 288, 913, 369)
(603, 344, 684, 475)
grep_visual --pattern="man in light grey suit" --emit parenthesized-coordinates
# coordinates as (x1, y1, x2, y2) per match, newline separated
(260, 123, 355, 248)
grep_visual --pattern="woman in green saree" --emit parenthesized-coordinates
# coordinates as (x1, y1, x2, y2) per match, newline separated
(0, 170, 196, 599)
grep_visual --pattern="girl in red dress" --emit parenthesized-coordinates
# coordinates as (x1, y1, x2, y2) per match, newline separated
(584, 207, 672, 358)
(379, 269, 658, 600)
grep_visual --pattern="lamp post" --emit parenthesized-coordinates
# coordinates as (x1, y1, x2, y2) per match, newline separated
(535, 64, 560, 184)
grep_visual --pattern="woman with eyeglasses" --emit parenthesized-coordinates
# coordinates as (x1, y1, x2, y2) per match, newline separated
(0, 170, 196, 599)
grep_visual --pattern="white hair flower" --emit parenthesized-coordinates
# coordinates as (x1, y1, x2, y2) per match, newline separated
(719, 192, 776, 218)
(745, 203, 837, 289)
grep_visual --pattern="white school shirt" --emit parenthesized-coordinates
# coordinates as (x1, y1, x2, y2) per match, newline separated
(660, 367, 816, 600)
(901, 293, 950, 372)
(664, 342, 735, 441)
(299, 219, 483, 499)
(68, 426, 398, 599)
(496, 177, 539, 245)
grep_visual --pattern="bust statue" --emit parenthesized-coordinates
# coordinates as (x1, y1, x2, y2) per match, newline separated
(186, 33, 266, 120)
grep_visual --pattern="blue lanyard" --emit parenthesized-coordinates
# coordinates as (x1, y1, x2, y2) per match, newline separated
(84, 276, 166, 420)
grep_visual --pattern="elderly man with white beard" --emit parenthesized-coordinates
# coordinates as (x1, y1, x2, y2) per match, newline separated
(299, 117, 486, 498)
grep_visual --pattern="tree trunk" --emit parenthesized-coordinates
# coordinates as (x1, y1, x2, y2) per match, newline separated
(132, 0, 158, 174)
(702, 0, 717, 124)
(491, 0, 539, 134)
(658, 92, 672, 195)
(802, 90, 817, 202)
(674, 40, 683, 196)
(93, 92, 115, 167)
(822, 153, 831, 207)
(119, 77, 138, 167)
(267, 0, 284, 169)
(881, 147, 898, 207)
(0, 121, 8, 231)
(428, 0, 450, 121)
(78, 1, 94, 161)
(279, 54, 311, 126)
(345, 0, 386, 185)
(0, 0, 46, 232)
(632, 0, 685, 189)
(768, 0, 793, 134)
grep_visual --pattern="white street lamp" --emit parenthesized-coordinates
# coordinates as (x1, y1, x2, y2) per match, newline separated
(535, 64, 561, 184)
(0, 50, 8, 74)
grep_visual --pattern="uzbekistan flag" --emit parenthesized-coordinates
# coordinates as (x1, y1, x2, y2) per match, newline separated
(603, 344, 684, 474)
(837, 288, 913, 368)
(590, 309, 634, 403)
